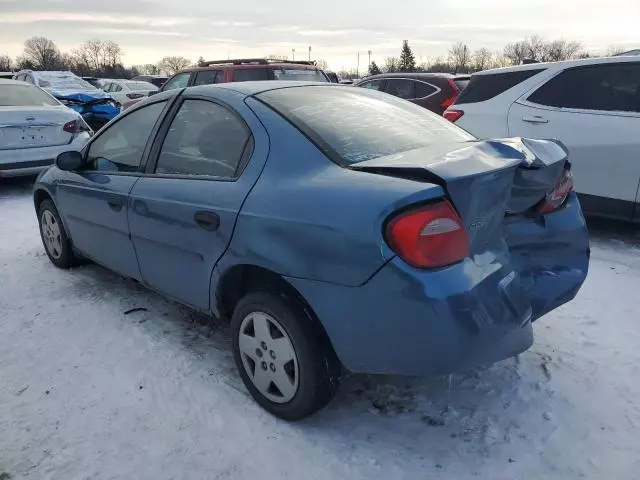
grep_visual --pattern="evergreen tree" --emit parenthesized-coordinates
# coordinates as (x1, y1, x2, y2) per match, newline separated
(399, 40, 416, 72)
(368, 61, 382, 75)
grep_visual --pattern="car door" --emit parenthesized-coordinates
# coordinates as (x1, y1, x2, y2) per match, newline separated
(55, 99, 170, 278)
(509, 62, 640, 221)
(128, 94, 268, 310)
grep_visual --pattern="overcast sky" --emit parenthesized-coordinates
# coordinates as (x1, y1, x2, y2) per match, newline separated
(1, 0, 639, 70)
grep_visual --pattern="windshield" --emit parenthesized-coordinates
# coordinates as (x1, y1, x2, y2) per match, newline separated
(0, 84, 60, 106)
(37, 73, 96, 91)
(124, 81, 158, 90)
(257, 86, 473, 165)
(272, 69, 328, 82)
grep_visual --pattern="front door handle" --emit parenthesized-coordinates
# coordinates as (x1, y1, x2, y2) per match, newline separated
(194, 211, 220, 231)
(522, 115, 549, 124)
(107, 195, 124, 211)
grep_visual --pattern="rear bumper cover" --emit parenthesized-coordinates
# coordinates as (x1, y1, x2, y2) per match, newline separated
(287, 195, 588, 376)
(0, 133, 90, 177)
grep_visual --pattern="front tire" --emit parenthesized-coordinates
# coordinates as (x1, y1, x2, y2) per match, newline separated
(231, 291, 340, 420)
(38, 199, 79, 269)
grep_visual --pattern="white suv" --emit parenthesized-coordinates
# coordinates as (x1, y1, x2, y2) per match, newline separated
(445, 56, 640, 222)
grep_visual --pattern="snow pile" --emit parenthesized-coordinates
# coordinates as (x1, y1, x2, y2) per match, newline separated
(1, 180, 639, 479)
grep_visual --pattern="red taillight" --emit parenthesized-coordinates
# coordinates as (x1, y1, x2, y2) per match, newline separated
(63, 120, 77, 133)
(537, 169, 574, 214)
(440, 79, 461, 111)
(385, 200, 470, 268)
(443, 109, 464, 122)
(126, 93, 144, 99)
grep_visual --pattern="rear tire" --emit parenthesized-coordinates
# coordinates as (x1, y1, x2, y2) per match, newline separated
(38, 199, 80, 269)
(231, 291, 340, 420)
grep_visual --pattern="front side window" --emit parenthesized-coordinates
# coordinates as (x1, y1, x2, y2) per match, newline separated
(384, 79, 415, 99)
(258, 86, 473, 165)
(155, 99, 251, 178)
(161, 72, 191, 91)
(86, 101, 166, 172)
(528, 63, 640, 113)
(358, 79, 384, 91)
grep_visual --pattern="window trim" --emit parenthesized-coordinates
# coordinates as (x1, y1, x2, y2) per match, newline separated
(80, 98, 175, 176)
(519, 62, 640, 118)
(144, 94, 255, 182)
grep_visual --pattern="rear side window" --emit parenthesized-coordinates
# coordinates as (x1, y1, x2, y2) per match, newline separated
(414, 81, 437, 98)
(454, 78, 470, 91)
(233, 69, 270, 82)
(155, 99, 250, 178)
(455, 69, 545, 104)
(383, 79, 415, 99)
(257, 86, 473, 165)
(194, 70, 221, 86)
(272, 69, 328, 82)
(528, 63, 640, 113)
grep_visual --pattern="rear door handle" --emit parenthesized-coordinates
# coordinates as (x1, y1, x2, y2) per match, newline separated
(522, 115, 549, 124)
(107, 195, 124, 211)
(194, 211, 220, 231)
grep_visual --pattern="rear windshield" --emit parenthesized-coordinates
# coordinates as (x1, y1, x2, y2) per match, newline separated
(272, 69, 328, 82)
(257, 86, 473, 165)
(234, 68, 328, 82)
(124, 81, 157, 90)
(454, 78, 470, 91)
(0, 84, 59, 106)
(455, 69, 545, 104)
(37, 73, 96, 91)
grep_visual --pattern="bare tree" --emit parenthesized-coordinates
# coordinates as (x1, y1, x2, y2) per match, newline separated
(472, 48, 493, 72)
(449, 42, 471, 73)
(72, 40, 123, 75)
(315, 59, 329, 70)
(0, 54, 12, 71)
(132, 64, 162, 75)
(383, 56, 399, 73)
(524, 35, 547, 61)
(492, 51, 512, 68)
(159, 56, 191, 75)
(504, 41, 527, 65)
(545, 39, 583, 61)
(606, 46, 627, 56)
(23, 37, 62, 70)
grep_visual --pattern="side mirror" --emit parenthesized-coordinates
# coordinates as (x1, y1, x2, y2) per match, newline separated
(55, 151, 83, 171)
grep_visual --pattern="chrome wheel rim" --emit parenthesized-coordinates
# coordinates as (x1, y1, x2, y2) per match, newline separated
(238, 312, 299, 404)
(41, 210, 63, 259)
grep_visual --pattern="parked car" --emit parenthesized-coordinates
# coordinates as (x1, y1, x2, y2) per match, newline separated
(0, 79, 91, 177)
(34, 83, 588, 419)
(81, 77, 102, 89)
(102, 79, 158, 104)
(131, 75, 169, 88)
(444, 56, 640, 222)
(13, 70, 120, 131)
(355, 73, 469, 114)
(122, 59, 330, 110)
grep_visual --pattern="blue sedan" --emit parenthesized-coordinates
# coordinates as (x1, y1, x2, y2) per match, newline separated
(33, 82, 589, 420)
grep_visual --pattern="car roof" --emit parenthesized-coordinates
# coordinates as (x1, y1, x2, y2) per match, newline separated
(0, 78, 35, 86)
(474, 55, 640, 76)
(207, 80, 335, 96)
(179, 62, 320, 74)
(361, 72, 464, 80)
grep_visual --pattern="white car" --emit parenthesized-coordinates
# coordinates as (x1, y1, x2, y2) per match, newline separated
(445, 56, 640, 222)
(102, 79, 158, 104)
(0, 79, 91, 177)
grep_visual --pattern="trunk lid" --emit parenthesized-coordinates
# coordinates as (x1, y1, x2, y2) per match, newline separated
(0, 106, 78, 150)
(350, 138, 568, 254)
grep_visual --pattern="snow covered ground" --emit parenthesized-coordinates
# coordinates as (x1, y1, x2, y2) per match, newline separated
(1, 178, 640, 480)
